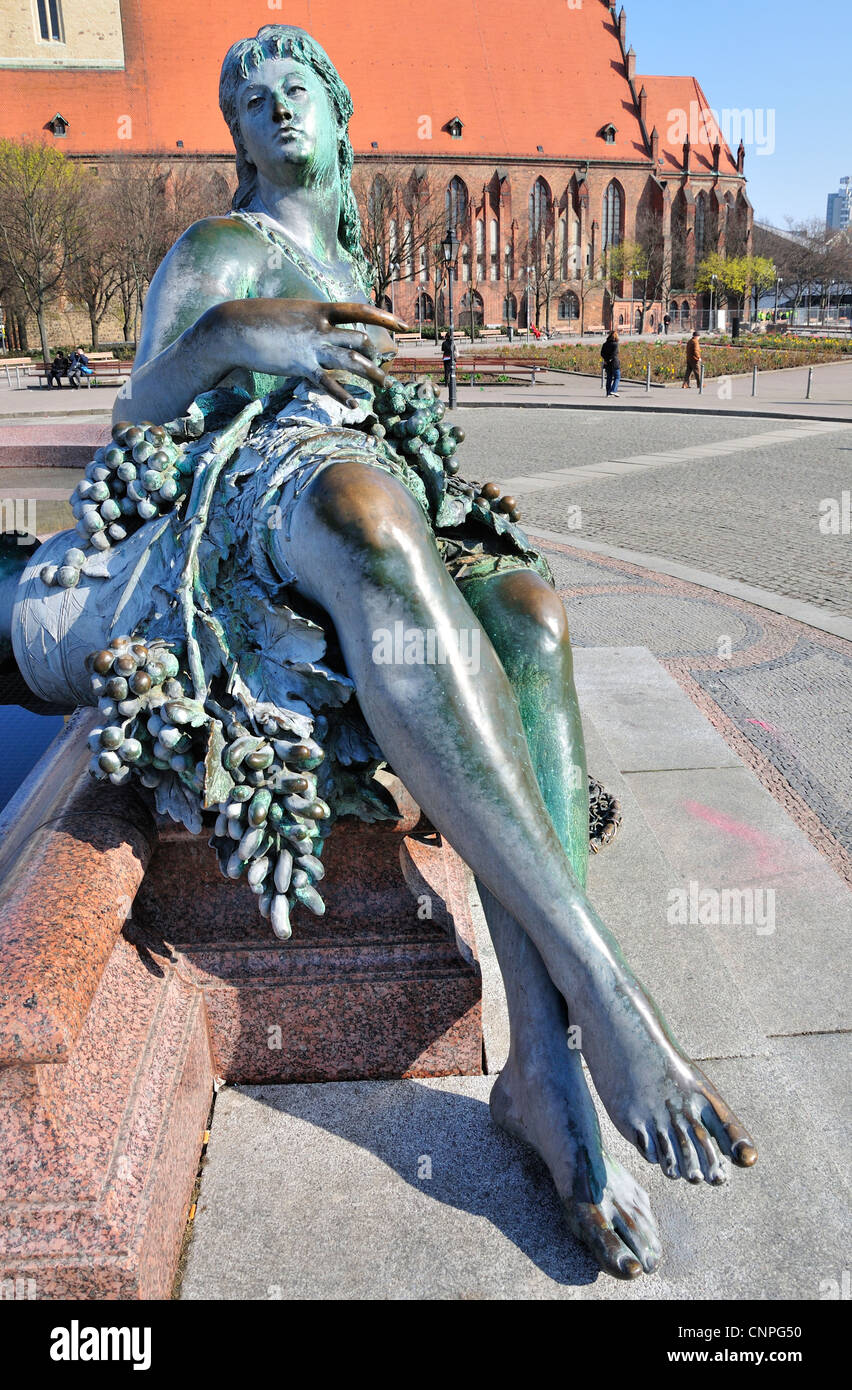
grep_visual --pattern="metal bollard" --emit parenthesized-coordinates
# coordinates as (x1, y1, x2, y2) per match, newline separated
(699, 362, 705, 395)
(601, 365, 606, 392)
(752, 364, 758, 396)
(807, 366, 814, 400)
(646, 361, 651, 393)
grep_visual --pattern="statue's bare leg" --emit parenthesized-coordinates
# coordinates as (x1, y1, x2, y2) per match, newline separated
(276, 459, 758, 1186)
(458, 569, 664, 1276)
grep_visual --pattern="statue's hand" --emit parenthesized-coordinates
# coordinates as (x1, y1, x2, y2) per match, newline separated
(217, 298, 408, 407)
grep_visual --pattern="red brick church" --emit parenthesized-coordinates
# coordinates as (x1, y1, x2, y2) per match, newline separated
(0, 0, 752, 334)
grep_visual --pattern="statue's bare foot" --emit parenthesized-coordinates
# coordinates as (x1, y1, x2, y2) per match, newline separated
(577, 982, 758, 1185)
(490, 1062, 662, 1279)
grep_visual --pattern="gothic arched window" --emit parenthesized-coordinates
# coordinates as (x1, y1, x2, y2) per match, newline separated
(695, 193, 707, 260)
(446, 176, 469, 232)
(602, 180, 623, 251)
(529, 177, 551, 240)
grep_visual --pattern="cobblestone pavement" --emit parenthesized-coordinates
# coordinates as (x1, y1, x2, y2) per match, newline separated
(538, 536, 852, 885)
(456, 407, 852, 616)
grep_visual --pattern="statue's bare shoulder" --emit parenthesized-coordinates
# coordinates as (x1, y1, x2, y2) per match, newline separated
(136, 215, 270, 365)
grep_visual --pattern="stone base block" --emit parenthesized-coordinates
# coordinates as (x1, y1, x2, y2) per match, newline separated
(0, 715, 482, 1296)
(134, 822, 483, 1083)
(0, 934, 213, 1299)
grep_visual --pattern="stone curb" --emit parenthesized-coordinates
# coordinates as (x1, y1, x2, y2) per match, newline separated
(453, 400, 852, 423)
(528, 527, 852, 642)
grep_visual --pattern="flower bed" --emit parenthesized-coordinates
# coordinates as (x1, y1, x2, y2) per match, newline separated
(487, 340, 850, 382)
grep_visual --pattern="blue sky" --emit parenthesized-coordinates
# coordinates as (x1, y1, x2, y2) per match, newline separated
(626, 0, 850, 228)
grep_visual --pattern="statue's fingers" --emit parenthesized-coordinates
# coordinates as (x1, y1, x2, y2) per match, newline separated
(318, 348, 386, 386)
(345, 351, 387, 385)
(314, 369, 357, 409)
(327, 302, 408, 334)
(328, 329, 378, 359)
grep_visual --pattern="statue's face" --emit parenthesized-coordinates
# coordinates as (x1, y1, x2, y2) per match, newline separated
(237, 56, 339, 186)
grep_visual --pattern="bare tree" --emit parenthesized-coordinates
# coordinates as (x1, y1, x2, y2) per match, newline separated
(636, 199, 670, 323)
(98, 158, 216, 346)
(519, 226, 562, 333)
(67, 173, 122, 349)
(0, 139, 86, 362)
(769, 220, 850, 324)
(0, 247, 30, 351)
(353, 167, 446, 311)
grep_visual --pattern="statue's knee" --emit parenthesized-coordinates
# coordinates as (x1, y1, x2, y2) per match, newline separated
(493, 571, 571, 660)
(302, 459, 425, 568)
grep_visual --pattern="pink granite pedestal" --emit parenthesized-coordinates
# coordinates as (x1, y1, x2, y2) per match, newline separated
(0, 713, 482, 1298)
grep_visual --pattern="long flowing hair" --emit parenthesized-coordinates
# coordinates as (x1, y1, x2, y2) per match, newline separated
(219, 25, 370, 291)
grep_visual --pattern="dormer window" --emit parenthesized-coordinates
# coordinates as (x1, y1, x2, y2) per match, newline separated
(445, 117, 464, 140)
(46, 113, 69, 138)
(600, 124, 617, 145)
(36, 0, 64, 44)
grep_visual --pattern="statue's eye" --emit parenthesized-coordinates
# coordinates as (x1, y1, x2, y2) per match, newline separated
(288, 86, 307, 97)
(247, 96, 263, 109)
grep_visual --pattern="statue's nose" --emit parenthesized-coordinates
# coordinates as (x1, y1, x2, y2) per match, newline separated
(272, 96, 293, 122)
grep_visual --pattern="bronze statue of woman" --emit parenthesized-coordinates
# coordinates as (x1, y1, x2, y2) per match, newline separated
(0, 25, 755, 1280)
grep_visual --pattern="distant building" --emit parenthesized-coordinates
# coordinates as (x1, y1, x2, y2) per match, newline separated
(0, 0, 752, 335)
(826, 178, 852, 230)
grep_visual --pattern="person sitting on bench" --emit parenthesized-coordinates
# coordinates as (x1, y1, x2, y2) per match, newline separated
(67, 347, 93, 388)
(46, 350, 70, 388)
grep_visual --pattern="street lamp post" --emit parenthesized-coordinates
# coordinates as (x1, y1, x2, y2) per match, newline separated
(525, 267, 532, 344)
(774, 276, 783, 324)
(826, 281, 834, 324)
(710, 273, 717, 331)
(441, 230, 460, 409)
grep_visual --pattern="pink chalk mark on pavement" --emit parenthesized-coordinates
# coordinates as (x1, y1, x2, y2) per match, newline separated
(681, 800, 786, 877)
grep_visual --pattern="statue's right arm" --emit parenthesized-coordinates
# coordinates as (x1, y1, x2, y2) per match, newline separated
(115, 219, 406, 426)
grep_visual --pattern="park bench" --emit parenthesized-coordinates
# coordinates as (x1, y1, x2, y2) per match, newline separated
(2, 358, 35, 388)
(29, 358, 133, 389)
(392, 354, 541, 386)
(458, 353, 542, 385)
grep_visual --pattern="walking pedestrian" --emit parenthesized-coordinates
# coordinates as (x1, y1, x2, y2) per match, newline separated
(441, 331, 453, 388)
(46, 350, 69, 388)
(663, 313, 671, 335)
(601, 330, 620, 397)
(682, 331, 701, 389)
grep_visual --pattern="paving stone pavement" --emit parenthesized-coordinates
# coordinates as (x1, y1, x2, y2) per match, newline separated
(456, 408, 852, 617)
(541, 538, 852, 883)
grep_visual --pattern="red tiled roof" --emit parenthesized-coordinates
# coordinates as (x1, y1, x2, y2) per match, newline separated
(0, 0, 654, 160)
(638, 75, 739, 174)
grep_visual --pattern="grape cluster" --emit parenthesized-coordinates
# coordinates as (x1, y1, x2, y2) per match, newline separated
(588, 775, 623, 853)
(42, 421, 191, 590)
(369, 376, 521, 523)
(85, 633, 331, 941)
(208, 723, 330, 941)
(471, 480, 521, 524)
(87, 636, 190, 787)
(369, 376, 465, 474)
